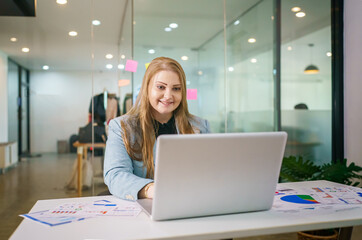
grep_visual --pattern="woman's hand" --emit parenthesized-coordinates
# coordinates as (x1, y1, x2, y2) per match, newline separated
(145, 183, 154, 199)
(138, 182, 154, 199)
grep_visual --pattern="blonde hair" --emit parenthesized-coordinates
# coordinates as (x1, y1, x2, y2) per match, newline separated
(121, 57, 195, 178)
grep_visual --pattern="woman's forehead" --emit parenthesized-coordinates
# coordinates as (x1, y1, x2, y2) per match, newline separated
(151, 70, 180, 84)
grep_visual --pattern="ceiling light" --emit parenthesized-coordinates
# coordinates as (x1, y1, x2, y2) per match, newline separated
(121, 55, 125, 59)
(118, 64, 125, 69)
(148, 49, 155, 54)
(304, 65, 319, 74)
(106, 64, 113, 69)
(105, 54, 113, 59)
(198, 71, 203, 76)
(56, 0, 67, 5)
(92, 20, 101, 26)
(181, 56, 188, 61)
(326, 52, 332, 57)
(248, 38, 256, 43)
(22, 47, 30, 53)
(250, 58, 257, 63)
(234, 20, 240, 25)
(304, 43, 319, 74)
(291, 7, 301, 12)
(69, 31, 78, 37)
(164, 27, 172, 32)
(42, 65, 49, 70)
(228, 67, 234, 72)
(287, 46, 293, 51)
(296, 12, 306, 18)
(169, 23, 178, 28)
(10, 37, 17, 42)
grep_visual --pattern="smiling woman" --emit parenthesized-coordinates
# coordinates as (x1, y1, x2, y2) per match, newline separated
(103, 57, 211, 201)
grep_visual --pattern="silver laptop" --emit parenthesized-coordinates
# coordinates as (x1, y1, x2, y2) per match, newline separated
(137, 132, 287, 221)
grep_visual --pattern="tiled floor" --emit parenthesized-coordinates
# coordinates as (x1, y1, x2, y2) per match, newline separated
(0, 153, 361, 240)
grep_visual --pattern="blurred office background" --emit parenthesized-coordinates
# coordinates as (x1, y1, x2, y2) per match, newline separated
(1, 0, 362, 239)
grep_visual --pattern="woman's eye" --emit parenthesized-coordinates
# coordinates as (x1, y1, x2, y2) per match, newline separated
(173, 87, 181, 91)
(157, 85, 165, 90)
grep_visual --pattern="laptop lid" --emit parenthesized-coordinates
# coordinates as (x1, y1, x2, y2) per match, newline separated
(148, 132, 287, 221)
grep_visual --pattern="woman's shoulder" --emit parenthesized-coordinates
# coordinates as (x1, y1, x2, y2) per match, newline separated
(109, 115, 138, 130)
(188, 115, 210, 133)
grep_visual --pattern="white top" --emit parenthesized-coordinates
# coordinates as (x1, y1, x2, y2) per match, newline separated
(10, 180, 362, 240)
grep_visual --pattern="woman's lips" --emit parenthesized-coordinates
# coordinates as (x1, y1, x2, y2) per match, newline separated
(159, 100, 173, 106)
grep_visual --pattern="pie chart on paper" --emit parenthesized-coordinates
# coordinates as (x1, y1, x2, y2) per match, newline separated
(280, 195, 320, 204)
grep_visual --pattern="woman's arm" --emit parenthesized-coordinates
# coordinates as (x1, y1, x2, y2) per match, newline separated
(104, 118, 153, 200)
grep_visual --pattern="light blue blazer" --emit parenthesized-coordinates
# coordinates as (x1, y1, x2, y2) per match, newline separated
(104, 114, 210, 201)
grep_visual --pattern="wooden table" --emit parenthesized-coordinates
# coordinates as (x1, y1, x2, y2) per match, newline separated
(72, 141, 106, 196)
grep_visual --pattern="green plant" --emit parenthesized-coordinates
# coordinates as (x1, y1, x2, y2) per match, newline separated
(279, 156, 362, 186)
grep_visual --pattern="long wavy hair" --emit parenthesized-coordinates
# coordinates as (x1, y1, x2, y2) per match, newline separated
(121, 57, 195, 179)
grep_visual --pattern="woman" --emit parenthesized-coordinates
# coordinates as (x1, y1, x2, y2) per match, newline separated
(104, 57, 210, 201)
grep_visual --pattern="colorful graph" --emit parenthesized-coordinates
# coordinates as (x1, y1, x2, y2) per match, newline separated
(281, 195, 320, 204)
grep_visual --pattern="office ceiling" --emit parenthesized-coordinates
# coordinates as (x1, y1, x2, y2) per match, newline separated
(0, 0, 330, 71)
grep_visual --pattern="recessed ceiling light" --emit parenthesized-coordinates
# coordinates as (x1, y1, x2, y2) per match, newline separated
(326, 52, 332, 57)
(105, 54, 113, 59)
(181, 56, 188, 61)
(56, 0, 67, 5)
(118, 64, 125, 69)
(248, 38, 256, 43)
(228, 67, 234, 72)
(287, 46, 292, 51)
(169, 23, 178, 29)
(121, 54, 125, 59)
(42, 65, 49, 70)
(291, 7, 301, 12)
(148, 49, 155, 54)
(22, 47, 30, 53)
(234, 20, 240, 25)
(198, 70, 203, 76)
(250, 58, 257, 63)
(10, 37, 17, 42)
(69, 31, 78, 37)
(164, 27, 172, 32)
(296, 12, 306, 18)
(92, 20, 101, 26)
(106, 64, 113, 69)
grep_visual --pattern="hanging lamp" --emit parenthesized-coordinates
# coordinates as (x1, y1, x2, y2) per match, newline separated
(304, 43, 319, 74)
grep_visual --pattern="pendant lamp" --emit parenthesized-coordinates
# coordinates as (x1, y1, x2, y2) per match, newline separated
(304, 43, 319, 74)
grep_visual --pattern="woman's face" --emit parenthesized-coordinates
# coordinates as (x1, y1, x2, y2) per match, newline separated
(148, 70, 182, 123)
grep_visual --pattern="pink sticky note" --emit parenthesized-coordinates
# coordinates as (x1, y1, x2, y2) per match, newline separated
(187, 89, 197, 100)
(125, 60, 138, 72)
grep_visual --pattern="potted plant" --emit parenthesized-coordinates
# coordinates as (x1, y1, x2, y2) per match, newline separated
(279, 156, 362, 240)
(280, 156, 362, 186)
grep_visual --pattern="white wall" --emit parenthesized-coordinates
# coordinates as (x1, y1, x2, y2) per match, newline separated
(30, 70, 132, 153)
(344, 0, 362, 168)
(0, 50, 8, 142)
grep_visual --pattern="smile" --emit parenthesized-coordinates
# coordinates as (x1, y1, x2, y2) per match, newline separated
(159, 100, 173, 106)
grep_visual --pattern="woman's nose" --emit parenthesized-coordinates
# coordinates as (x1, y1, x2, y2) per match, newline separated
(163, 89, 172, 99)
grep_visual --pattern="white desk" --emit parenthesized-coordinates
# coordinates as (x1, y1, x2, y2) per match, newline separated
(10, 180, 362, 240)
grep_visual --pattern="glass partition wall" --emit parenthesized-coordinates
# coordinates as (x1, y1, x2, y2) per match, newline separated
(133, 0, 332, 165)
(0, 0, 333, 199)
(280, 0, 332, 165)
